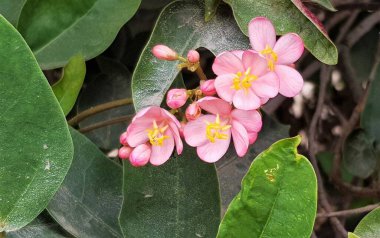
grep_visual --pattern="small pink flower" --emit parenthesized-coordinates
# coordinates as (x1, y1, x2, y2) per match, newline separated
(213, 50, 279, 110)
(126, 106, 183, 166)
(248, 17, 304, 97)
(187, 50, 200, 63)
(166, 88, 188, 109)
(185, 102, 201, 121)
(118, 146, 133, 160)
(152, 44, 178, 61)
(200, 80, 216, 96)
(184, 97, 262, 163)
(129, 144, 151, 167)
(119, 131, 129, 146)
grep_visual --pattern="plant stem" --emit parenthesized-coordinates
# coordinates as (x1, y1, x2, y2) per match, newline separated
(68, 98, 133, 126)
(195, 66, 207, 81)
(79, 115, 132, 133)
(317, 204, 380, 218)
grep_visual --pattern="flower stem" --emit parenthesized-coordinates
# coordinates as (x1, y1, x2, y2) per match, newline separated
(195, 66, 207, 82)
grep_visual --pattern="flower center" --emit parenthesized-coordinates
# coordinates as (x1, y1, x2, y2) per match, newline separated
(147, 120, 169, 146)
(260, 45, 278, 71)
(205, 114, 231, 143)
(231, 67, 258, 93)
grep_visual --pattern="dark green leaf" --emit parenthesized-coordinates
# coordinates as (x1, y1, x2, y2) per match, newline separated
(17, 0, 141, 69)
(309, 0, 336, 11)
(223, 0, 338, 65)
(0, 0, 26, 26)
(352, 207, 380, 238)
(52, 54, 86, 116)
(119, 147, 221, 238)
(0, 16, 73, 231)
(217, 136, 317, 238)
(47, 128, 123, 238)
(132, 0, 249, 111)
(317, 151, 353, 182)
(205, 0, 221, 21)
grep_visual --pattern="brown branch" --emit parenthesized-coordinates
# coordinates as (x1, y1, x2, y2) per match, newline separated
(318, 204, 379, 218)
(79, 115, 132, 133)
(345, 11, 380, 48)
(336, 2, 380, 11)
(68, 98, 133, 126)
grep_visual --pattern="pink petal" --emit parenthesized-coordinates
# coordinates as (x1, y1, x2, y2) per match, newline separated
(261, 97, 269, 104)
(251, 72, 279, 98)
(274, 33, 304, 64)
(197, 96, 232, 116)
(184, 115, 215, 147)
(248, 132, 258, 144)
(231, 121, 249, 157)
(233, 89, 261, 110)
(212, 51, 244, 76)
(231, 50, 244, 59)
(133, 106, 161, 122)
(162, 108, 181, 128)
(214, 74, 236, 102)
(168, 121, 183, 155)
(242, 51, 268, 76)
(126, 120, 150, 147)
(231, 109, 262, 133)
(275, 65, 304, 97)
(150, 131, 175, 166)
(248, 17, 276, 52)
(197, 131, 231, 163)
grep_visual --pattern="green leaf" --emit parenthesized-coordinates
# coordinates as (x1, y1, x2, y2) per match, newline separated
(348, 232, 361, 238)
(17, 0, 141, 69)
(352, 207, 380, 238)
(132, 0, 249, 111)
(317, 151, 353, 183)
(223, 0, 338, 65)
(0, 16, 73, 231)
(52, 54, 86, 116)
(119, 147, 221, 238)
(47, 128, 123, 238)
(309, 0, 337, 11)
(217, 136, 317, 238)
(0, 0, 27, 26)
(205, 0, 221, 21)
(343, 129, 377, 179)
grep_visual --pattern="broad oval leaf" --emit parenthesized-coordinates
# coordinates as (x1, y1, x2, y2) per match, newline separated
(352, 207, 380, 238)
(132, 0, 249, 111)
(0, 16, 73, 231)
(309, 0, 336, 11)
(0, 0, 27, 26)
(47, 128, 123, 238)
(205, 0, 221, 21)
(17, 0, 141, 69)
(119, 147, 221, 238)
(217, 136, 317, 238)
(52, 54, 86, 116)
(223, 0, 338, 65)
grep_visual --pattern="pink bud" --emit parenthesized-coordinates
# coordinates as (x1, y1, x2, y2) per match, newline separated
(200, 80, 216, 96)
(152, 45, 178, 61)
(166, 88, 188, 109)
(129, 144, 151, 167)
(118, 146, 132, 160)
(187, 50, 200, 63)
(119, 131, 129, 146)
(186, 103, 201, 121)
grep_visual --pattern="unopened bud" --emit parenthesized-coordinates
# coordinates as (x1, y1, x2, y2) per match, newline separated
(200, 80, 216, 96)
(129, 144, 151, 167)
(118, 146, 133, 160)
(187, 50, 200, 63)
(185, 103, 201, 121)
(166, 88, 188, 109)
(119, 131, 129, 146)
(152, 45, 178, 61)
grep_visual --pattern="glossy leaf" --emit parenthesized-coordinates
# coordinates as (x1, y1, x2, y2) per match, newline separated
(119, 147, 221, 238)
(343, 129, 377, 179)
(0, 16, 73, 231)
(205, 0, 221, 21)
(352, 207, 380, 238)
(17, 0, 141, 69)
(309, 0, 336, 11)
(52, 54, 86, 116)
(224, 0, 338, 65)
(47, 128, 123, 238)
(132, 0, 249, 111)
(217, 136, 317, 238)
(0, 0, 26, 26)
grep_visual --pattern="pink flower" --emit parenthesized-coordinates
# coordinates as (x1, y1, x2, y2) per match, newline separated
(118, 146, 132, 160)
(184, 97, 262, 163)
(129, 144, 151, 167)
(126, 106, 183, 166)
(187, 50, 200, 63)
(200, 80, 216, 96)
(248, 17, 304, 97)
(213, 50, 278, 110)
(166, 88, 188, 109)
(152, 45, 178, 61)
(119, 131, 129, 146)
(185, 102, 201, 121)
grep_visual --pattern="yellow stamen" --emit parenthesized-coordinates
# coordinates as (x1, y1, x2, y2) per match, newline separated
(205, 114, 231, 143)
(231, 67, 258, 94)
(147, 120, 170, 146)
(260, 45, 278, 71)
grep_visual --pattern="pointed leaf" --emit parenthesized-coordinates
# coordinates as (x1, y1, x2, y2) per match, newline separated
(309, 0, 336, 11)
(352, 207, 380, 238)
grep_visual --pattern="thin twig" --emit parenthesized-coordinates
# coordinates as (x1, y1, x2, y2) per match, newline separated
(345, 11, 380, 48)
(318, 204, 379, 218)
(68, 98, 133, 126)
(79, 115, 133, 133)
(336, 2, 380, 11)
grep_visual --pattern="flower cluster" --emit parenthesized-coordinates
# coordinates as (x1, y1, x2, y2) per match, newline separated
(118, 17, 304, 167)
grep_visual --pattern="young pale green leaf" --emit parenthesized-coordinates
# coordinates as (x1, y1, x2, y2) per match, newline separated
(132, 0, 249, 111)
(0, 0, 26, 26)
(348, 232, 361, 238)
(119, 147, 221, 238)
(352, 207, 380, 238)
(223, 0, 338, 65)
(309, 0, 336, 11)
(47, 128, 123, 238)
(52, 54, 86, 116)
(205, 0, 221, 21)
(217, 136, 317, 238)
(17, 0, 141, 69)
(0, 16, 73, 231)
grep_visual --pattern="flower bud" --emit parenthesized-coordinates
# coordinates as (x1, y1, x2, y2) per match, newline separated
(186, 103, 201, 121)
(187, 50, 200, 63)
(200, 80, 216, 96)
(179, 121, 186, 138)
(119, 131, 129, 146)
(118, 146, 132, 160)
(152, 45, 178, 61)
(166, 88, 188, 109)
(129, 144, 151, 167)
